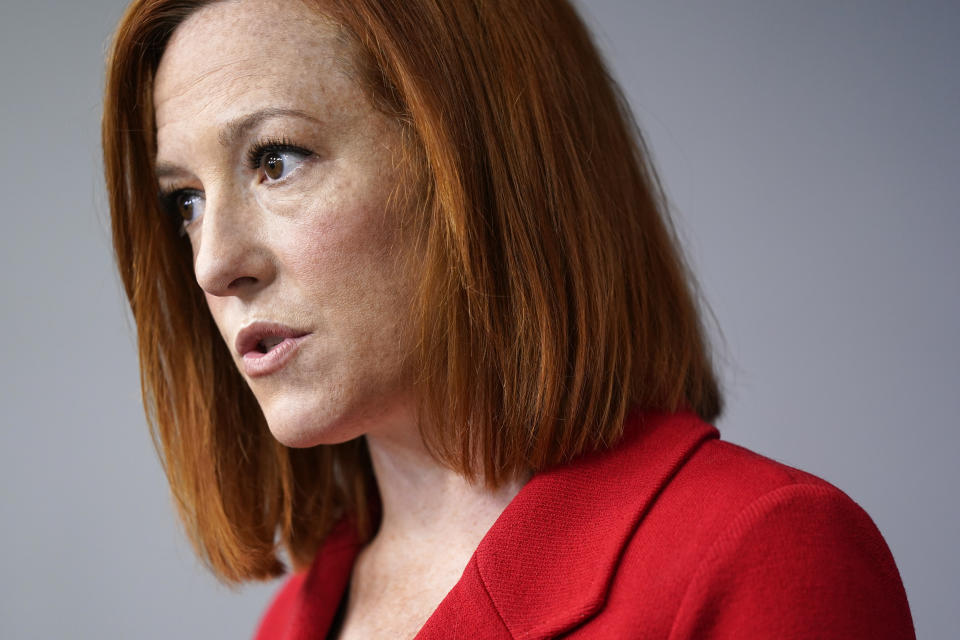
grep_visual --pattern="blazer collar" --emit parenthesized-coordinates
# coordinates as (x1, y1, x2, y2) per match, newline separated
(286, 409, 718, 640)
(464, 408, 718, 639)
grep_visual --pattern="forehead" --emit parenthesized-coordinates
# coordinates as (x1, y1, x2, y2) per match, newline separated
(153, 0, 355, 135)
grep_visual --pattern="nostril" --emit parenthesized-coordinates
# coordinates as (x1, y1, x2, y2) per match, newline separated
(227, 276, 258, 289)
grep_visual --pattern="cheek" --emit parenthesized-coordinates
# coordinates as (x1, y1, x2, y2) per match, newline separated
(281, 203, 415, 354)
(279, 183, 403, 294)
(296, 225, 407, 327)
(203, 296, 234, 346)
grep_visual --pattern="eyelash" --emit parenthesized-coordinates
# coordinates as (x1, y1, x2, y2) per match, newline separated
(245, 136, 313, 172)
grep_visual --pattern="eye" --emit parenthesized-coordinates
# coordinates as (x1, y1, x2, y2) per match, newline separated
(248, 141, 313, 182)
(262, 150, 293, 180)
(161, 188, 205, 225)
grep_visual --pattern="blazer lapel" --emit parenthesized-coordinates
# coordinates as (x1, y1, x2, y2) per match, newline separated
(281, 409, 718, 640)
(417, 408, 719, 639)
(287, 518, 361, 640)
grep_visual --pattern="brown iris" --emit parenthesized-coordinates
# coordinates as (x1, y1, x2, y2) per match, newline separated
(263, 151, 284, 180)
(175, 192, 200, 221)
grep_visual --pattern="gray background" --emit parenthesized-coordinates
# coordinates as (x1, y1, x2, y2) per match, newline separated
(1, 1, 956, 638)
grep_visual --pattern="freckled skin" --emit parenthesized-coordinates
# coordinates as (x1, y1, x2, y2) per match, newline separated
(154, 0, 417, 448)
(154, 4, 530, 637)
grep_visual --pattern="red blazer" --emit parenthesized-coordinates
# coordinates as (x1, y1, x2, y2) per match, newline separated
(254, 410, 915, 639)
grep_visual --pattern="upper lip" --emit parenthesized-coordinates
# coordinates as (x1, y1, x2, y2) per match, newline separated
(234, 321, 310, 356)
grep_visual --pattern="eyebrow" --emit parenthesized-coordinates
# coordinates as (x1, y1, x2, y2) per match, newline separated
(155, 108, 323, 181)
(216, 107, 323, 148)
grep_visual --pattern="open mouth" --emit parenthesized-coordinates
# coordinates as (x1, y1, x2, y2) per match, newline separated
(256, 336, 286, 354)
(235, 323, 310, 366)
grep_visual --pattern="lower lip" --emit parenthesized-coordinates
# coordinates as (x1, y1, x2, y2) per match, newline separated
(241, 335, 310, 378)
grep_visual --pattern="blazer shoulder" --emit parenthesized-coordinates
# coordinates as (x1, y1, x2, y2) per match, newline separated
(609, 437, 916, 639)
(686, 436, 833, 495)
(666, 479, 916, 638)
(678, 436, 862, 518)
(645, 436, 899, 580)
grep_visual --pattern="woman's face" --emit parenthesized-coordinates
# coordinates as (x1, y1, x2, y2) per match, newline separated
(153, 0, 417, 447)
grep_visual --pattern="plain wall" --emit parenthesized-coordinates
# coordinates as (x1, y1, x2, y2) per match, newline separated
(1, 1, 956, 637)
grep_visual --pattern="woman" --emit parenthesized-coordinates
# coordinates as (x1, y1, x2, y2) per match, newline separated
(102, 0, 915, 638)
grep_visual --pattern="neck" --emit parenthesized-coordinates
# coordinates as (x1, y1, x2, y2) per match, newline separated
(362, 416, 530, 554)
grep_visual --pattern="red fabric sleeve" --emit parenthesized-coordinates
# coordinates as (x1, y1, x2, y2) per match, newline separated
(668, 483, 915, 639)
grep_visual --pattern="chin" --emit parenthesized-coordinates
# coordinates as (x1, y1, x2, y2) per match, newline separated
(264, 409, 363, 449)
(262, 388, 419, 449)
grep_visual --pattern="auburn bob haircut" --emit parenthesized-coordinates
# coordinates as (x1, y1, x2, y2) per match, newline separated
(103, 0, 724, 584)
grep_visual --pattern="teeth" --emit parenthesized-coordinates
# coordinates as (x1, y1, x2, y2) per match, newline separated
(260, 336, 285, 352)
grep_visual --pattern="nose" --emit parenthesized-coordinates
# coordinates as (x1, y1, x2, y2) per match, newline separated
(192, 190, 275, 298)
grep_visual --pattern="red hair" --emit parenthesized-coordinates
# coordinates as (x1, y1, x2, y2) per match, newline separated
(103, 0, 724, 584)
